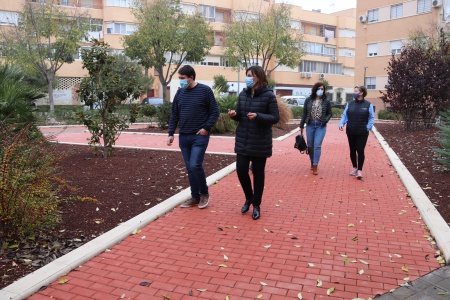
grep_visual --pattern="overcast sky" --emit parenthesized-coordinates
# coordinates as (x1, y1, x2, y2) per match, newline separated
(275, 0, 357, 14)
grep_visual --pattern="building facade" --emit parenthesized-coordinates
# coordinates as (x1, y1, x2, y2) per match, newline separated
(355, 0, 445, 112)
(0, 0, 357, 105)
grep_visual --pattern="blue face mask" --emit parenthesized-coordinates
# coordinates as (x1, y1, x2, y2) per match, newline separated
(245, 77, 255, 88)
(180, 79, 189, 89)
(316, 90, 324, 97)
(354, 93, 360, 99)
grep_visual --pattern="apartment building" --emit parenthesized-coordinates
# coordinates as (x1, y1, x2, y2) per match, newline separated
(0, 0, 356, 105)
(355, 0, 445, 111)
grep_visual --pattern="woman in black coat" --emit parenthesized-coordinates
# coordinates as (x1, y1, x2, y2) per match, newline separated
(227, 66, 280, 220)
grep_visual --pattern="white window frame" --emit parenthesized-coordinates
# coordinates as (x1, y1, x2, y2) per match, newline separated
(368, 9, 379, 22)
(417, 0, 431, 14)
(368, 43, 378, 57)
(59, 0, 71, 6)
(181, 3, 196, 15)
(105, 0, 132, 7)
(366, 77, 376, 90)
(106, 22, 136, 35)
(200, 5, 215, 22)
(390, 4, 403, 19)
(390, 40, 402, 54)
(0, 11, 19, 26)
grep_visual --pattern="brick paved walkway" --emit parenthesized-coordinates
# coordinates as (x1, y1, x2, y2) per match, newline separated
(26, 124, 441, 299)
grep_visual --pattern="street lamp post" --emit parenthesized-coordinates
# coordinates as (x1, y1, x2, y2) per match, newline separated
(363, 66, 368, 87)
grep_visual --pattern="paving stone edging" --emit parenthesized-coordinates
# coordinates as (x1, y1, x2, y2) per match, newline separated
(0, 162, 237, 300)
(373, 126, 450, 264)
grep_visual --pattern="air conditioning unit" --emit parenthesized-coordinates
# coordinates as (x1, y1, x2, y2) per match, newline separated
(359, 15, 367, 23)
(301, 72, 306, 78)
(432, 0, 442, 7)
(319, 73, 325, 79)
(306, 73, 312, 78)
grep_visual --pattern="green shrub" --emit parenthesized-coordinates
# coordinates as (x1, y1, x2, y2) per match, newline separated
(155, 102, 172, 129)
(217, 95, 238, 113)
(0, 124, 69, 238)
(378, 109, 399, 120)
(332, 108, 344, 118)
(435, 109, 450, 169)
(140, 104, 157, 118)
(212, 113, 237, 134)
(290, 107, 303, 119)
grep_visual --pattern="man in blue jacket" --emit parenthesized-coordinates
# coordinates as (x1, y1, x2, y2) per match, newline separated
(167, 65, 220, 209)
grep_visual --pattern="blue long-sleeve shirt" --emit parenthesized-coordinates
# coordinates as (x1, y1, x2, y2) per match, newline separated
(168, 83, 220, 136)
(339, 102, 375, 131)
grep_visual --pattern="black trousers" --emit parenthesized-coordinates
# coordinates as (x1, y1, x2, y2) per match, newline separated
(347, 134, 369, 171)
(236, 154, 267, 207)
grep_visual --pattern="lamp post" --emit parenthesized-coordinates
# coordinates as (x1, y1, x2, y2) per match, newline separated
(363, 66, 368, 87)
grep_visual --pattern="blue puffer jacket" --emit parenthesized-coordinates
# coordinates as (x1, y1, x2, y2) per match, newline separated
(231, 86, 280, 157)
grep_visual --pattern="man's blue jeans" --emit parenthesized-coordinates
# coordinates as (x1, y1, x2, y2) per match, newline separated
(306, 120, 327, 166)
(179, 134, 210, 200)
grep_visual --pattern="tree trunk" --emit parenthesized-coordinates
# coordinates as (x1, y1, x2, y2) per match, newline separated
(145, 68, 149, 96)
(48, 78, 54, 115)
(102, 109, 108, 158)
(157, 67, 168, 102)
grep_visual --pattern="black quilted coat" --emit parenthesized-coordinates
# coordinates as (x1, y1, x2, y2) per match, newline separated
(231, 86, 280, 157)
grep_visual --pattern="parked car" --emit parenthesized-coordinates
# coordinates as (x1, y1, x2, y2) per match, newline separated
(331, 102, 346, 109)
(141, 97, 163, 107)
(281, 96, 306, 107)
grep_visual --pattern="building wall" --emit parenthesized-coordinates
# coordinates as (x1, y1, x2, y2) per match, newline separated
(355, 0, 442, 112)
(0, 0, 357, 105)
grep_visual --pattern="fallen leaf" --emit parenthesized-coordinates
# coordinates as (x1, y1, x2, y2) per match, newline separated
(132, 192, 140, 195)
(224, 255, 228, 261)
(144, 202, 151, 206)
(422, 187, 432, 190)
(316, 279, 322, 287)
(323, 215, 328, 218)
(120, 294, 125, 299)
(404, 277, 410, 281)
(218, 264, 227, 268)
(359, 260, 369, 265)
(327, 287, 335, 295)
(348, 223, 355, 227)
(221, 247, 225, 250)
(394, 254, 402, 258)
(179, 227, 184, 230)
(298, 292, 303, 299)
(257, 295, 263, 299)
(207, 262, 213, 265)
(197, 289, 207, 292)
(359, 269, 364, 275)
(294, 245, 301, 248)
(163, 295, 171, 299)
(58, 279, 69, 284)
(233, 226, 238, 229)
(260, 281, 268, 286)
(263, 245, 271, 249)
(132, 229, 141, 235)
(326, 251, 331, 255)
(308, 263, 315, 267)
(225, 295, 230, 300)
(402, 266, 409, 272)
(342, 259, 350, 262)
(264, 228, 269, 232)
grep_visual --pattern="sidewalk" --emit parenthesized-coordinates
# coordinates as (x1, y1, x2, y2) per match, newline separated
(1, 123, 447, 299)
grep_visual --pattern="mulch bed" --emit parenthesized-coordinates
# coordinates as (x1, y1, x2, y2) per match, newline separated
(0, 124, 298, 289)
(375, 123, 450, 223)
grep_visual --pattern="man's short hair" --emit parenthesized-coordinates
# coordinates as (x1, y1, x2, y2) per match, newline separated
(178, 65, 196, 80)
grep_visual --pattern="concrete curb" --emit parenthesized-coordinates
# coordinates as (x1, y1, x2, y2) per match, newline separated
(372, 126, 450, 263)
(0, 162, 237, 300)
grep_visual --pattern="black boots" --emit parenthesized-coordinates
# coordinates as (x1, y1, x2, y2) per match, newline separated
(252, 206, 260, 220)
(241, 199, 252, 213)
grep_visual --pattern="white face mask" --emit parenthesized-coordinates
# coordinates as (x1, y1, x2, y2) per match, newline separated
(317, 90, 324, 97)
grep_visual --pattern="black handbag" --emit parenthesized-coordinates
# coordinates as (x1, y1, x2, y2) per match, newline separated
(294, 133, 309, 154)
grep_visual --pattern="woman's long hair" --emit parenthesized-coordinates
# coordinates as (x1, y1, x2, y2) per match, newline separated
(311, 82, 327, 100)
(246, 65, 268, 90)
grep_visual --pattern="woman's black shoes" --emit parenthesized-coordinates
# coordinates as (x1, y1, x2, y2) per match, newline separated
(252, 206, 260, 220)
(241, 200, 252, 213)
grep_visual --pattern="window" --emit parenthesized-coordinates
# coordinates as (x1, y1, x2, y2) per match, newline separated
(366, 77, 376, 90)
(106, 0, 132, 7)
(106, 22, 136, 35)
(367, 43, 377, 56)
(60, 0, 71, 6)
(73, 47, 91, 60)
(390, 40, 402, 54)
(215, 12, 224, 23)
(290, 20, 300, 30)
(300, 60, 342, 74)
(200, 5, 215, 21)
(89, 19, 102, 32)
(417, 0, 431, 14)
(368, 9, 379, 22)
(0, 11, 19, 25)
(310, 26, 317, 36)
(339, 29, 356, 38)
(345, 93, 354, 102)
(181, 4, 196, 15)
(234, 11, 259, 21)
(390, 4, 403, 19)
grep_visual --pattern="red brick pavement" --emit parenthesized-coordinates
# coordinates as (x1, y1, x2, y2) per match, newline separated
(32, 124, 440, 299)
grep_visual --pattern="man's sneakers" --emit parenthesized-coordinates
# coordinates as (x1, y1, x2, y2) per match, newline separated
(180, 194, 210, 209)
(198, 194, 210, 209)
(180, 198, 200, 208)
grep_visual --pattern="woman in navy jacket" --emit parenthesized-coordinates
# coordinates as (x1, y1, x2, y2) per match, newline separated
(227, 66, 280, 220)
